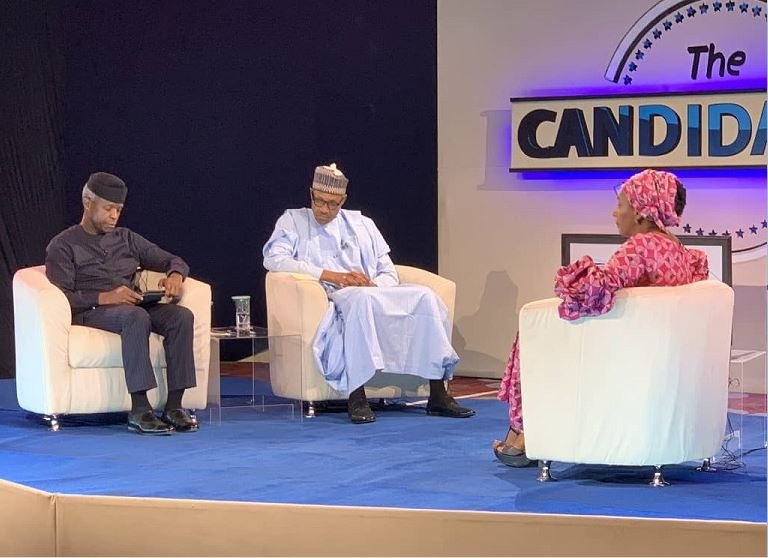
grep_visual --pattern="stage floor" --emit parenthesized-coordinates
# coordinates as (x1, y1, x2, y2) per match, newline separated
(0, 378, 764, 524)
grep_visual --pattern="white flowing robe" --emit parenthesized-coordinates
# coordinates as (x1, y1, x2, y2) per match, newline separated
(263, 208, 459, 393)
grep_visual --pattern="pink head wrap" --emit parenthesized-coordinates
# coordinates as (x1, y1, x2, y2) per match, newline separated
(619, 169, 681, 229)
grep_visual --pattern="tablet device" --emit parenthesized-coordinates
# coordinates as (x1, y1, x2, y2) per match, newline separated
(138, 290, 166, 306)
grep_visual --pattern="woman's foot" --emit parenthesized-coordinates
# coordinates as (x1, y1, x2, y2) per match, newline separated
(492, 428, 525, 451)
(492, 429, 531, 467)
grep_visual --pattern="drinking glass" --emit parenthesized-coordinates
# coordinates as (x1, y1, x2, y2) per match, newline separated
(232, 295, 251, 334)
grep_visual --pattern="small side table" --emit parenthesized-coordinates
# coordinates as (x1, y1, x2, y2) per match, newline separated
(728, 349, 767, 452)
(207, 326, 303, 424)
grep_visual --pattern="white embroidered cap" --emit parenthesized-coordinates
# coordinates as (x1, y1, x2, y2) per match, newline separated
(312, 163, 348, 195)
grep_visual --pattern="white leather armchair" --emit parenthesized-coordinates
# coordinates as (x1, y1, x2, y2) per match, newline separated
(518, 280, 734, 485)
(13, 266, 211, 429)
(265, 265, 456, 415)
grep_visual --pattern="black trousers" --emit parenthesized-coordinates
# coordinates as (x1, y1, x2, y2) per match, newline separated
(74, 303, 197, 393)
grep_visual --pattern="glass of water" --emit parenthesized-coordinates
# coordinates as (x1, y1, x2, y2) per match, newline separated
(232, 295, 251, 334)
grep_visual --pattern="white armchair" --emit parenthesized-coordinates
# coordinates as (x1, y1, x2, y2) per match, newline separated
(13, 266, 211, 428)
(265, 265, 456, 415)
(518, 280, 734, 484)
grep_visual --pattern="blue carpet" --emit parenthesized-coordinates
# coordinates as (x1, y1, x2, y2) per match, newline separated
(0, 379, 764, 522)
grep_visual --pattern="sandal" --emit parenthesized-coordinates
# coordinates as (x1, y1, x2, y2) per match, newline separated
(493, 444, 532, 467)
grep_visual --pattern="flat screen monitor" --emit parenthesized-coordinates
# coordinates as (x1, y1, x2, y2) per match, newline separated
(560, 234, 732, 286)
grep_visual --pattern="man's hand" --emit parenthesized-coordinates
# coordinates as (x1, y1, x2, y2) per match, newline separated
(158, 272, 184, 297)
(348, 271, 375, 287)
(98, 286, 143, 306)
(321, 270, 375, 288)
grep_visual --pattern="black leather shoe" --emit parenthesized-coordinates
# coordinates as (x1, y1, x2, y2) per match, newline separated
(160, 408, 199, 432)
(426, 396, 476, 418)
(347, 386, 376, 424)
(128, 410, 174, 435)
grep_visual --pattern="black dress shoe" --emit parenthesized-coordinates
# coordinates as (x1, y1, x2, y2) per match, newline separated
(426, 395, 476, 418)
(128, 410, 174, 435)
(160, 408, 199, 432)
(347, 386, 376, 424)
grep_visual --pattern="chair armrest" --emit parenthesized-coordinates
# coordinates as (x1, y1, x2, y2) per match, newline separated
(265, 272, 329, 338)
(394, 265, 456, 325)
(12, 266, 73, 414)
(177, 276, 211, 409)
(177, 276, 212, 325)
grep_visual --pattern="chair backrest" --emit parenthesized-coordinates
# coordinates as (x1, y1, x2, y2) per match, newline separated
(519, 280, 735, 466)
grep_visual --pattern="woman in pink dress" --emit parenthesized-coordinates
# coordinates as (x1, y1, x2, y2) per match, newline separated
(493, 169, 710, 467)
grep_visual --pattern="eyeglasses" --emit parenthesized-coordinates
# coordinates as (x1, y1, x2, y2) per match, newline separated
(310, 189, 344, 210)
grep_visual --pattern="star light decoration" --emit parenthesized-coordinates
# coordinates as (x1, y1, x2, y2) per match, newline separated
(620, 1, 767, 86)
(679, 220, 768, 237)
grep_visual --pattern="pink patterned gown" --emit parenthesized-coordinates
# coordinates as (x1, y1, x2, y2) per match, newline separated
(498, 232, 709, 432)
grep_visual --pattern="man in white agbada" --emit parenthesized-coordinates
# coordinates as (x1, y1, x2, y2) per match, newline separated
(263, 163, 475, 424)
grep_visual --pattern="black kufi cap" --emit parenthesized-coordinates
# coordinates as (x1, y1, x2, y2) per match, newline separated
(87, 172, 127, 204)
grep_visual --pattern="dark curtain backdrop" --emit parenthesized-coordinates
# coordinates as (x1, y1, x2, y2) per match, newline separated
(0, 1, 438, 377)
(0, 2, 68, 378)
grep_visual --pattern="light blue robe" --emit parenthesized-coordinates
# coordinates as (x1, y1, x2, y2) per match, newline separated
(263, 208, 459, 393)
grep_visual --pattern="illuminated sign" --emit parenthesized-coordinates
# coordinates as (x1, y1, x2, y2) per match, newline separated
(510, 0, 767, 171)
(510, 90, 766, 170)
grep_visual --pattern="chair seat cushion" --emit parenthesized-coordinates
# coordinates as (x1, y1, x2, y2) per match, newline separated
(68, 325, 167, 368)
